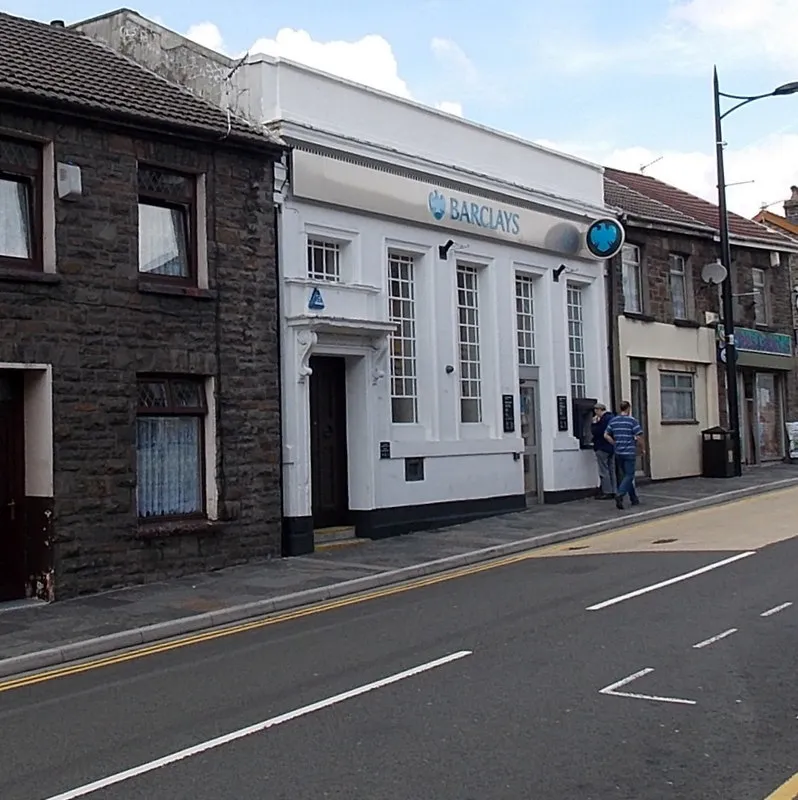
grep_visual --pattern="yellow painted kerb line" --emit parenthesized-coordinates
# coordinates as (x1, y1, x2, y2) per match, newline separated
(764, 773, 798, 800)
(0, 487, 782, 694)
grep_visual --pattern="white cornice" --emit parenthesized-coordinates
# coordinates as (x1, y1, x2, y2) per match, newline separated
(270, 120, 611, 223)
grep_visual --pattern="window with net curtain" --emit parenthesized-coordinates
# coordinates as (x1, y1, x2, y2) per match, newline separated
(660, 371, 695, 422)
(137, 166, 195, 280)
(0, 136, 40, 268)
(136, 377, 206, 519)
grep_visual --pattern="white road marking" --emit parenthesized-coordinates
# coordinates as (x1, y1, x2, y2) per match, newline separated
(42, 650, 473, 800)
(599, 667, 696, 706)
(692, 628, 738, 649)
(761, 602, 793, 617)
(586, 551, 756, 611)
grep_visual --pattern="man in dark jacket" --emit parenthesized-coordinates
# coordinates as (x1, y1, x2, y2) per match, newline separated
(591, 403, 615, 499)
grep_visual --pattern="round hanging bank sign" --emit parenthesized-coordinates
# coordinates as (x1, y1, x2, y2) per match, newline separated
(585, 217, 625, 260)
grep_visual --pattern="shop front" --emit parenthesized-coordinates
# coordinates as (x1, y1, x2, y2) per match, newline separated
(721, 327, 795, 464)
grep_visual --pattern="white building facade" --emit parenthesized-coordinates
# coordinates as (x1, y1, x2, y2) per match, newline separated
(73, 11, 618, 553)
(254, 62, 616, 550)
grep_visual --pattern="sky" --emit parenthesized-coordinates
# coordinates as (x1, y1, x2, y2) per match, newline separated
(8, 0, 798, 217)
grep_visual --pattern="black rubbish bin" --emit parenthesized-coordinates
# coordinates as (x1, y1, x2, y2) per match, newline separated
(701, 426, 735, 478)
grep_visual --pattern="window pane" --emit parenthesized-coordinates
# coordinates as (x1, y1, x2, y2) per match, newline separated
(670, 273, 687, 318)
(0, 177, 32, 259)
(138, 380, 168, 408)
(622, 262, 641, 313)
(171, 380, 203, 409)
(138, 203, 190, 277)
(136, 416, 202, 517)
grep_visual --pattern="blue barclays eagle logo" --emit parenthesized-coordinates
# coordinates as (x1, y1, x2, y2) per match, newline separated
(428, 190, 447, 221)
(588, 221, 620, 254)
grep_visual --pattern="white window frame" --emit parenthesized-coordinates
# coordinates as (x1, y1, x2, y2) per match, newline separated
(388, 252, 418, 424)
(456, 263, 482, 423)
(567, 283, 587, 398)
(515, 273, 536, 366)
(660, 371, 696, 423)
(306, 238, 342, 282)
(669, 253, 688, 319)
(621, 243, 643, 314)
(752, 267, 768, 325)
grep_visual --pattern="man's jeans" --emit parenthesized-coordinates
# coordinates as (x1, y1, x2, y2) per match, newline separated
(616, 454, 638, 502)
(595, 450, 616, 495)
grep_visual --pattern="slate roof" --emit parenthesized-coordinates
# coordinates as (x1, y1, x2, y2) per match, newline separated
(0, 11, 280, 150)
(605, 167, 794, 249)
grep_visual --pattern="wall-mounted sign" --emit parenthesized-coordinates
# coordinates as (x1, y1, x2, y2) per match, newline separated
(718, 325, 793, 357)
(556, 395, 569, 431)
(379, 441, 391, 459)
(308, 288, 325, 311)
(585, 217, 625, 260)
(428, 189, 521, 235)
(502, 394, 515, 433)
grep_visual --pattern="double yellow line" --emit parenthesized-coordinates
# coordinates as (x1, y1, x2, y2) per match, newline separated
(0, 543, 552, 694)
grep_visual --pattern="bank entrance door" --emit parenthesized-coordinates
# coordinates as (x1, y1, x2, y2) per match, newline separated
(519, 369, 542, 504)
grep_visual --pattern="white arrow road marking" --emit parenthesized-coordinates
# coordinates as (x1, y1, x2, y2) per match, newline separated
(42, 650, 473, 800)
(599, 668, 697, 706)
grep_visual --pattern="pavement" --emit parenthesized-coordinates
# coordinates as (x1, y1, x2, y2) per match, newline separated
(1, 463, 797, 680)
(1, 484, 797, 799)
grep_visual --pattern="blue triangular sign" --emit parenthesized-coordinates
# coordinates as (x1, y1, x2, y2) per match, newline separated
(308, 288, 325, 310)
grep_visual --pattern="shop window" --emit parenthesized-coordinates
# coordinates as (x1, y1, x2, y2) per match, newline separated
(388, 252, 418, 423)
(660, 372, 695, 422)
(457, 263, 482, 423)
(567, 283, 586, 398)
(515, 274, 536, 366)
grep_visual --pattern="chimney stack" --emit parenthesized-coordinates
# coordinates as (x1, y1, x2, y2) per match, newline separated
(784, 185, 798, 225)
(50, 20, 65, 27)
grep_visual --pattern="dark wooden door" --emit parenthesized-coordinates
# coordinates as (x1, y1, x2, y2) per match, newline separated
(0, 371, 26, 601)
(309, 356, 349, 528)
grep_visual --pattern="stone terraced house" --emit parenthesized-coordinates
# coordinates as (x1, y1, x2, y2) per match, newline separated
(0, 12, 285, 601)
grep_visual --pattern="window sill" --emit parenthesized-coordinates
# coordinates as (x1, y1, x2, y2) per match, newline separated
(138, 279, 216, 300)
(672, 318, 701, 329)
(134, 517, 225, 540)
(0, 267, 60, 285)
(660, 419, 700, 426)
(623, 312, 656, 323)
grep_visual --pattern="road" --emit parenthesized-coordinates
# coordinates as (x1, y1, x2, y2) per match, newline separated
(1, 488, 797, 799)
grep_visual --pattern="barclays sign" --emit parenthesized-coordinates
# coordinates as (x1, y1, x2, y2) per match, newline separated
(428, 190, 521, 236)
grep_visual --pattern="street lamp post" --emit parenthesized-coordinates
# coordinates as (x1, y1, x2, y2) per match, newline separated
(712, 67, 798, 477)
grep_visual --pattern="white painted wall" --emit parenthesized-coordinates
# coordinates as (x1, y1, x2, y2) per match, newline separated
(618, 318, 719, 479)
(280, 192, 609, 518)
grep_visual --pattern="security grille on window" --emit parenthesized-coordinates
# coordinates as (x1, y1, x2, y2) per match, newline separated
(621, 243, 642, 314)
(669, 254, 688, 319)
(0, 136, 41, 270)
(136, 377, 206, 519)
(660, 372, 695, 422)
(138, 166, 196, 280)
(457, 264, 482, 423)
(752, 268, 767, 325)
(515, 274, 536, 366)
(388, 252, 418, 423)
(307, 239, 341, 282)
(567, 284, 587, 398)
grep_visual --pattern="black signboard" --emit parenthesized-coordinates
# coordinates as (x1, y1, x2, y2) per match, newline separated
(502, 394, 515, 433)
(556, 395, 569, 431)
(379, 441, 391, 459)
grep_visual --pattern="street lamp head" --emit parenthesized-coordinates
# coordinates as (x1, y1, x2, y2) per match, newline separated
(773, 81, 798, 96)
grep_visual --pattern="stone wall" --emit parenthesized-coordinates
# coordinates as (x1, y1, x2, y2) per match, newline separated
(0, 107, 281, 598)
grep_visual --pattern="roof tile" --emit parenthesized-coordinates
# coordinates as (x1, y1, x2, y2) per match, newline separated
(605, 167, 792, 248)
(0, 12, 279, 148)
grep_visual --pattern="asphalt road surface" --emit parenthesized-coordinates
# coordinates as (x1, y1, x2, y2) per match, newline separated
(1, 491, 797, 800)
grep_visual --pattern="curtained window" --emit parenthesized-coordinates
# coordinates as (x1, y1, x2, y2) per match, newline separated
(136, 377, 206, 519)
(137, 166, 195, 281)
(0, 136, 41, 270)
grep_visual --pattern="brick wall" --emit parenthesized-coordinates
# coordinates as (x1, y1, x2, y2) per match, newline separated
(617, 225, 798, 427)
(0, 108, 281, 598)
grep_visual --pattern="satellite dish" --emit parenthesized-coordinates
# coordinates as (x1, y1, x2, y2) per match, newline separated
(701, 260, 728, 285)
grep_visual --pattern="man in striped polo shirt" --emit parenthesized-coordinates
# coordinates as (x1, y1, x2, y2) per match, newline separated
(604, 400, 646, 510)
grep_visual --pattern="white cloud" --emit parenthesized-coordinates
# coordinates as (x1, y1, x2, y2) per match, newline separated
(436, 100, 464, 116)
(536, 134, 798, 218)
(185, 22, 226, 53)
(249, 28, 412, 98)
